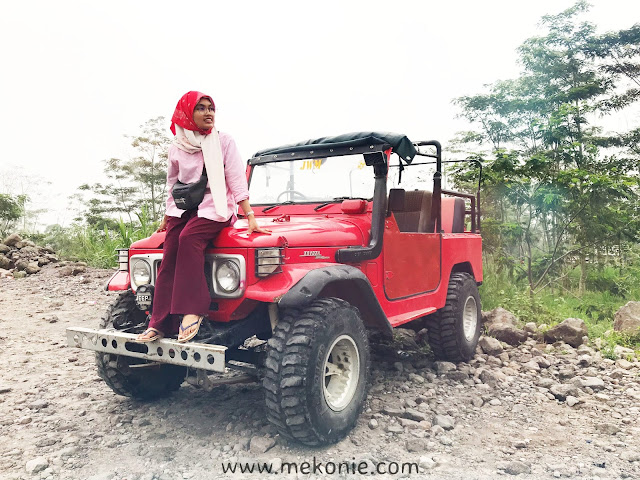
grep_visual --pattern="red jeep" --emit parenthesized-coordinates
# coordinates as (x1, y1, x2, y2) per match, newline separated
(67, 132, 483, 446)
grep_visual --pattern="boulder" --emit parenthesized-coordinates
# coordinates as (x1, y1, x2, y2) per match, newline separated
(487, 323, 528, 346)
(544, 318, 588, 348)
(14, 259, 28, 271)
(25, 262, 41, 275)
(613, 302, 640, 335)
(478, 336, 503, 356)
(3, 233, 22, 246)
(483, 307, 517, 327)
(0, 244, 10, 254)
(0, 254, 11, 269)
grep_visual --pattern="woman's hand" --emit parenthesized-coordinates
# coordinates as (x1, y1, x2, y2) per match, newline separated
(247, 215, 271, 235)
(157, 215, 168, 232)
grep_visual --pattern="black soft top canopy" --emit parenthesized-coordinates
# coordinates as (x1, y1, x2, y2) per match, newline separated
(251, 132, 418, 165)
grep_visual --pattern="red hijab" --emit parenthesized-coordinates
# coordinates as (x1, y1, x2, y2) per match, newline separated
(170, 91, 215, 135)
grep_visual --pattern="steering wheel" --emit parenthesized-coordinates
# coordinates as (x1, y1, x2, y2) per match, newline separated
(276, 190, 308, 202)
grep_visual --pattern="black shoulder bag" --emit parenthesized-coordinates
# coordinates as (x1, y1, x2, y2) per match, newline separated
(171, 167, 208, 211)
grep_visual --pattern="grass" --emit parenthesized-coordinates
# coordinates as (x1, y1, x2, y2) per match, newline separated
(479, 254, 640, 351)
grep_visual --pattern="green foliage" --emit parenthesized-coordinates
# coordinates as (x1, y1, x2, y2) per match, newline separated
(0, 193, 24, 236)
(42, 215, 158, 268)
(74, 117, 171, 227)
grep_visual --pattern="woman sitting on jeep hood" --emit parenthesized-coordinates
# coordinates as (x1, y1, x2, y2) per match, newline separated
(135, 91, 269, 343)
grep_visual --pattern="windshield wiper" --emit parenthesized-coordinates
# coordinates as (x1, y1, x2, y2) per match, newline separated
(314, 197, 369, 211)
(262, 201, 295, 213)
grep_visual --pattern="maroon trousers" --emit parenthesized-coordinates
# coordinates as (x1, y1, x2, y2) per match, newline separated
(148, 210, 231, 334)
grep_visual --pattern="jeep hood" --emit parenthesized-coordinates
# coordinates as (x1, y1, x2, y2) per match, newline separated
(217, 216, 367, 248)
(130, 216, 368, 250)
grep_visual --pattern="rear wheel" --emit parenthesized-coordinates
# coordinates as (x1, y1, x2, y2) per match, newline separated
(263, 298, 370, 446)
(426, 272, 481, 362)
(95, 292, 186, 400)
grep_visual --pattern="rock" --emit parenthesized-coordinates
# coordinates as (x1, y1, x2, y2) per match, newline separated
(614, 345, 635, 358)
(532, 356, 551, 368)
(544, 318, 588, 348)
(431, 425, 445, 436)
(433, 414, 454, 430)
(488, 398, 502, 406)
(419, 456, 436, 470)
(549, 383, 579, 401)
(13, 271, 27, 279)
(408, 373, 425, 384)
(479, 336, 503, 356)
(3, 233, 22, 246)
(613, 301, 640, 334)
(386, 424, 404, 434)
(0, 243, 10, 253)
(620, 451, 640, 462)
(479, 369, 503, 387)
(249, 436, 276, 454)
(0, 254, 10, 269)
(383, 406, 405, 417)
(497, 460, 531, 475)
(368, 419, 379, 429)
(29, 400, 49, 409)
(25, 457, 49, 474)
(58, 266, 74, 277)
(72, 264, 87, 275)
(14, 259, 28, 271)
(404, 408, 430, 423)
(483, 307, 518, 327)
(616, 359, 633, 370)
(523, 322, 537, 333)
(581, 377, 605, 391)
(487, 323, 528, 346)
(439, 435, 453, 446)
(522, 360, 540, 371)
(434, 361, 456, 374)
(25, 262, 40, 274)
(566, 396, 580, 407)
(596, 423, 621, 435)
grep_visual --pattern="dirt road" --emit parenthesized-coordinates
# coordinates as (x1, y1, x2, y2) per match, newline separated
(1, 266, 639, 479)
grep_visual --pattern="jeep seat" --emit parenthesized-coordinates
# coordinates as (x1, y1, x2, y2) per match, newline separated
(388, 189, 433, 233)
(441, 197, 466, 233)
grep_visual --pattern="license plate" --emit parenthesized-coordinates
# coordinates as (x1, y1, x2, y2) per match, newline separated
(137, 294, 151, 303)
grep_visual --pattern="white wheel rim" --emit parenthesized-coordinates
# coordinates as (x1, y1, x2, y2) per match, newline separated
(322, 334, 360, 412)
(462, 296, 478, 342)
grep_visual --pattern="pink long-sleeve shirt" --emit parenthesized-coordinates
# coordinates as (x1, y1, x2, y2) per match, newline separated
(165, 132, 250, 222)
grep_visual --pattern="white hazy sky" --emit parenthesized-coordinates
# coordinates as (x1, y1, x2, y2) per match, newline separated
(1, 0, 639, 227)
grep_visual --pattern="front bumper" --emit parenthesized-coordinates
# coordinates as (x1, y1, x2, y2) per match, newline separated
(66, 327, 227, 373)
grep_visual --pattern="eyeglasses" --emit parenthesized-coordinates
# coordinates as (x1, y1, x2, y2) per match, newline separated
(194, 105, 215, 113)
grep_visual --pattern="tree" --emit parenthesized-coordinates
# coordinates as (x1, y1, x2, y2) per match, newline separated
(0, 193, 23, 236)
(452, 1, 640, 296)
(75, 117, 171, 228)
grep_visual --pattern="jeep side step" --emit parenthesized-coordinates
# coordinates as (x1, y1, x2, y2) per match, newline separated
(66, 327, 227, 373)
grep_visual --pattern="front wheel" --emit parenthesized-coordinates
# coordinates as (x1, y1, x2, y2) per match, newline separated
(263, 298, 370, 446)
(426, 272, 481, 362)
(95, 292, 186, 400)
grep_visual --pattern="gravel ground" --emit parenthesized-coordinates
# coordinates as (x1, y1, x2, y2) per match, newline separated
(1, 265, 640, 480)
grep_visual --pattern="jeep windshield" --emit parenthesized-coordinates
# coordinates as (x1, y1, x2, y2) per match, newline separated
(248, 154, 374, 204)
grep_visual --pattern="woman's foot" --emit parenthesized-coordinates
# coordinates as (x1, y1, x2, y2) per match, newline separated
(178, 315, 204, 343)
(135, 327, 164, 343)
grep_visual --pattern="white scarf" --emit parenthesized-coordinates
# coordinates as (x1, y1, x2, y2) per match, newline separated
(173, 125, 228, 218)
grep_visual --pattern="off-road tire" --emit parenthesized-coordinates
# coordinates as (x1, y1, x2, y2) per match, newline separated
(425, 272, 481, 362)
(95, 292, 185, 400)
(263, 298, 370, 446)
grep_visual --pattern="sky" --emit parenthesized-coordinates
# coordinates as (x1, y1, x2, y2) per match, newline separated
(1, 0, 639, 228)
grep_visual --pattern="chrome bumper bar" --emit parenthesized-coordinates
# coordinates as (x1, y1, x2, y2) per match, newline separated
(66, 327, 227, 373)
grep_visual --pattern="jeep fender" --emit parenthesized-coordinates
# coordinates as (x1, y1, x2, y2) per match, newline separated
(278, 265, 393, 338)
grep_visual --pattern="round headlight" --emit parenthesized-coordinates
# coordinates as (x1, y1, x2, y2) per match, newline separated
(216, 260, 240, 293)
(132, 260, 151, 285)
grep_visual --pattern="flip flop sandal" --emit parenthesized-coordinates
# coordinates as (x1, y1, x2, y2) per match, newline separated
(177, 316, 204, 343)
(134, 328, 164, 343)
